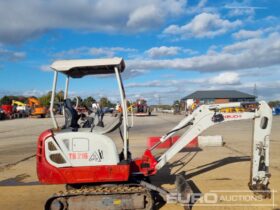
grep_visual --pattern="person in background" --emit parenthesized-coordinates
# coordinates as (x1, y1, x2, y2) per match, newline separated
(115, 102, 122, 113)
(92, 101, 104, 127)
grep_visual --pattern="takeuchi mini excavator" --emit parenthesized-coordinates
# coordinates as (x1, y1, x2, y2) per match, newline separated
(37, 58, 272, 210)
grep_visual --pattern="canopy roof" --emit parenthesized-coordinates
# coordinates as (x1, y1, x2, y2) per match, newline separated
(50, 57, 125, 78)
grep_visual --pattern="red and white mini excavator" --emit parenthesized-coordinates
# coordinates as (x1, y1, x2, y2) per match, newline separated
(37, 58, 272, 210)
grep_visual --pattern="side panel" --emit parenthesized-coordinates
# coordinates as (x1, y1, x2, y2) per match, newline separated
(46, 132, 120, 167)
(37, 130, 67, 183)
(37, 130, 130, 184)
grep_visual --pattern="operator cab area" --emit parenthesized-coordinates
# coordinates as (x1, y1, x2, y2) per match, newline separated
(49, 58, 127, 134)
(62, 97, 123, 135)
(48, 58, 131, 163)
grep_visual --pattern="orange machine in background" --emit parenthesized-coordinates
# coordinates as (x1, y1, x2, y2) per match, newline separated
(27, 97, 47, 118)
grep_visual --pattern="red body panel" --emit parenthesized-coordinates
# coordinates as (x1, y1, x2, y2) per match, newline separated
(131, 150, 157, 176)
(147, 135, 198, 149)
(37, 130, 130, 184)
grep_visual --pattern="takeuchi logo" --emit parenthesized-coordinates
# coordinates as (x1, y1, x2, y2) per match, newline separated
(223, 114, 242, 119)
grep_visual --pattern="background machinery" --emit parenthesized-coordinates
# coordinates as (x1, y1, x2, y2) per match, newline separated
(0, 104, 14, 119)
(37, 58, 273, 210)
(0, 107, 6, 120)
(128, 99, 151, 116)
(272, 106, 280, 115)
(28, 97, 47, 118)
(12, 100, 30, 118)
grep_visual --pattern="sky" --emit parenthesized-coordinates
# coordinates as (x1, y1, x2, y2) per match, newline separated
(0, 0, 279, 104)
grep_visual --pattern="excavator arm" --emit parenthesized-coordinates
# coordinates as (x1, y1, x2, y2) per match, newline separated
(12, 100, 27, 106)
(151, 101, 272, 197)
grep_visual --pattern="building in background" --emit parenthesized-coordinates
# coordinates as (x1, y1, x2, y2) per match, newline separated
(181, 90, 256, 105)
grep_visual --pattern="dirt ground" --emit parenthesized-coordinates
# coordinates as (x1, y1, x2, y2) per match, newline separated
(0, 113, 279, 210)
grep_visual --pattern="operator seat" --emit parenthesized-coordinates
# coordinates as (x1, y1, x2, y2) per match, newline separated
(64, 99, 79, 131)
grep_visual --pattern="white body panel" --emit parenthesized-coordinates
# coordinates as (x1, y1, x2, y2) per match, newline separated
(45, 132, 119, 168)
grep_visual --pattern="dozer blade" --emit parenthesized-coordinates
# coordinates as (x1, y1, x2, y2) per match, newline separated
(45, 184, 153, 210)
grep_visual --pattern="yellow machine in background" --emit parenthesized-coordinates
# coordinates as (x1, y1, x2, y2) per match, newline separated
(27, 97, 47, 118)
(220, 107, 246, 113)
(12, 100, 26, 107)
(11, 100, 30, 117)
(127, 104, 134, 112)
(220, 103, 257, 113)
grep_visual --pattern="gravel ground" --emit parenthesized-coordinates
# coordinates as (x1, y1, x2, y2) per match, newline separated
(0, 113, 279, 210)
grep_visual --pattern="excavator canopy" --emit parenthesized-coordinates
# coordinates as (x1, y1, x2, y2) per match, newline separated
(51, 57, 125, 78)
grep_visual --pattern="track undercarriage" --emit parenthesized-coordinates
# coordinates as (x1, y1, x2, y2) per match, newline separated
(46, 184, 154, 210)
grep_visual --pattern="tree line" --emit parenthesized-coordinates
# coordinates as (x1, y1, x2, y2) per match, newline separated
(0, 90, 116, 108)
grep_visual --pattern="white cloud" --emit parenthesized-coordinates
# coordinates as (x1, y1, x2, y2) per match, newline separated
(40, 65, 51, 72)
(226, 7, 255, 17)
(126, 79, 178, 88)
(185, 0, 217, 15)
(126, 5, 163, 31)
(22, 89, 48, 97)
(89, 47, 136, 57)
(209, 72, 240, 85)
(163, 13, 242, 38)
(125, 71, 280, 103)
(145, 46, 181, 58)
(145, 46, 199, 58)
(127, 32, 280, 73)
(0, 0, 187, 44)
(122, 69, 150, 79)
(126, 72, 240, 89)
(54, 47, 137, 59)
(223, 32, 280, 53)
(0, 48, 25, 61)
(233, 29, 263, 39)
(224, 1, 266, 18)
(197, 0, 208, 8)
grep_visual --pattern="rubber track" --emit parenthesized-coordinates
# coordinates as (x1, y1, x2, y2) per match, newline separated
(45, 184, 153, 210)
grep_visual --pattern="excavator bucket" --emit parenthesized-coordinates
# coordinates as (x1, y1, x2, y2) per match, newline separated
(175, 175, 193, 210)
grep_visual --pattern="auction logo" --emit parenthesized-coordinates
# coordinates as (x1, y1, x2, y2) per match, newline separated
(167, 190, 277, 207)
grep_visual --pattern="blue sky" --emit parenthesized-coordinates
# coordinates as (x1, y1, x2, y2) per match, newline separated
(0, 0, 279, 104)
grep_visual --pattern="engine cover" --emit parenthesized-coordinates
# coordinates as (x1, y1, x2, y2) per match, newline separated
(37, 130, 130, 184)
(45, 131, 120, 167)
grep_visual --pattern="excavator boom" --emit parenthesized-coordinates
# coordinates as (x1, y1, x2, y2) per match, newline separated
(153, 101, 272, 197)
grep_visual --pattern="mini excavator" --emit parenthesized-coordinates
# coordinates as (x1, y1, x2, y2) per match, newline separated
(37, 58, 272, 210)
